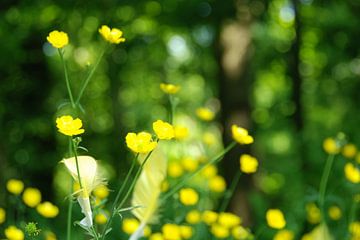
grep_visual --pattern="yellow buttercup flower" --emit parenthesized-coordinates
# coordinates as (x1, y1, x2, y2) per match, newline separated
(306, 203, 321, 224)
(211, 223, 230, 238)
(196, 107, 215, 121)
(36, 202, 59, 218)
(168, 162, 184, 178)
(5, 226, 24, 240)
(209, 175, 226, 193)
(126, 132, 157, 154)
(232, 226, 250, 240)
(0, 208, 5, 224)
(160, 83, 180, 94)
(266, 209, 286, 229)
(56, 115, 85, 136)
(349, 222, 360, 237)
(98, 25, 125, 44)
(149, 233, 164, 240)
(47, 30, 69, 48)
(202, 210, 218, 225)
(181, 157, 198, 172)
(122, 218, 139, 235)
(93, 185, 109, 199)
(174, 125, 189, 140)
(201, 165, 218, 178)
(95, 212, 108, 225)
(179, 188, 199, 206)
(186, 210, 201, 224)
(344, 163, 360, 183)
(239, 154, 258, 174)
(342, 143, 357, 158)
(6, 179, 24, 195)
(323, 137, 340, 154)
(273, 229, 294, 240)
(162, 224, 181, 240)
(232, 125, 254, 145)
(218, 212, 241, 228)
(203, 132, 217, 146)
(22, 188, 42, 208)
(180, 226, 193, 239)
(328, 205, 342, 220)
(45, 231, 57, 240)
(153, 120, 175, 140)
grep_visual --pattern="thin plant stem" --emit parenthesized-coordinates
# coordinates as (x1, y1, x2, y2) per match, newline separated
(318, 154, 335, 217)
(117, 151, 154, 210)
(318, 153, 335, 239)
(58, 49, 75, 108)
(168, 95, 175, 125)
(67, 180, 74, 240)
(218, 171, 242, 212)
(161, 141, 237, 202)
(347, 193, 359, 240)
(71, 138, 83, 189)
(75, 45, 108, 106)
(100, 154, 138, 239)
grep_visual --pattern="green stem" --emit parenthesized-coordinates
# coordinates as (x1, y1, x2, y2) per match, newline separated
(67, 180, 73, 240)
(318, 154, 335, 218)
(100, 154, 138, 239)
(218, 171, 242, 212)
(71, 138, 83, 189)
(161, 141, 237, 202)
(169, 95, 175, 125)
(117, 151, 154, 210)
(58, 49, 75, 108)
(347, 193, 359, 239)
(75, 45, 108, 106)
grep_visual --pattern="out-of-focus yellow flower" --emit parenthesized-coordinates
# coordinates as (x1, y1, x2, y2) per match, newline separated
(98, 25, 125, 44)
(349, 222, 360, 237)
(306, 203, 321, 224)
(179, 188, 199, 206)
(168, 162, 184, 178)
(345, 163, 360, 183)
(181, 157, 198, 172)
(231, 125, 253, 145)
(266, 209, 286, 229)
(160, 83, 180, 94)
(6, 179, 24, 195)
(162, 224, 181, 240)
(203, 132, 217, 146)
(45, 231, 57, 240)
(180, 225, 193, 239)
(95, 212, 108, 225)
(301, 234, 312, 240)
(218, 212, 241, 228)
(186, 210, 201, 224)
(122, 218, 140, 235)
(126, 132, 157, 154)
(36, 202, 59, 218)
(201, 165, 218, 178)
(144, 225, 152, 237)
(149, 233, 164, 240)
(328, 205, 342, 220)
(342, 144, 357, 158)
(5, 226, 24, 240)
(211, 223, 229, 238)
(202, 210, 218, 225)
(153, 120, 175, 140)
(239, 154, 258, 174)
(174, 125, 189, 140)
(93, 185, 109, 199)
(161, 181, 169, 192)
(22, 188, 42, 208)
(209, 175, 226, 193)
(196, 107, 215, 121)
(232, 226, 250, 240)
(0, 208, 5, 224)
(47, 30, 69, 48)
(56, 115, 85, 136)
(273, 229, 294, 240)
(323, 138, 340, 154)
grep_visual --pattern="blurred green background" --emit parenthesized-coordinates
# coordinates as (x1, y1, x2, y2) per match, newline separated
(1, 0, 360, 238)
